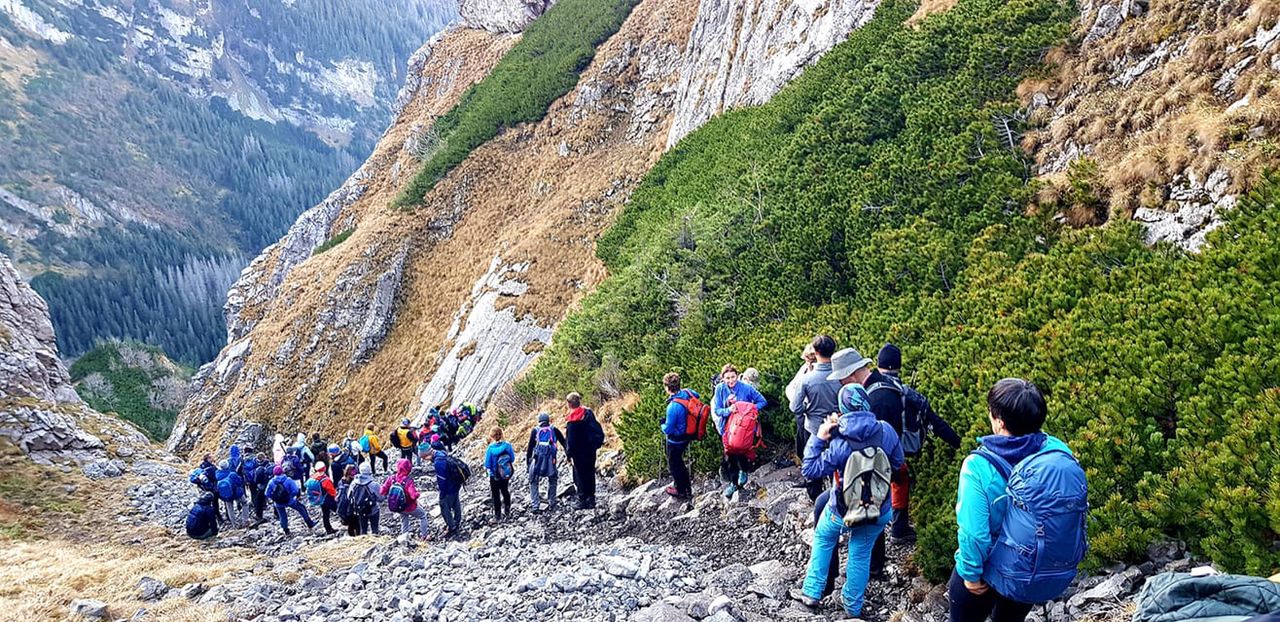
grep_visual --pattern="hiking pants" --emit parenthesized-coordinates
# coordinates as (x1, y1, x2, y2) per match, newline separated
(399, 447, 415, 462)
(666, 442, 691, 497)
(357, 513, 380, 535)
(320, 504, 337, 534)
(250, 487, 266, 521)
(489, 478, 511, 518)
(529, 470, 558, 509)
(872, 463, 914, 573)
(440, 493, 462, 532)
(571, 453, 597, 504)
(724, 454, 751, 487)
(370, 451, 388, 474)
(814, 492, 840, 598)
(274, 500, 315, 534)
(802, 504, 893, 616)
(344, 514, 359, 536)
(794, 415, 809, 459)
(397, 507, 429, 537)
(947, 569, 1033, 622)
(225, 497, 246, 527)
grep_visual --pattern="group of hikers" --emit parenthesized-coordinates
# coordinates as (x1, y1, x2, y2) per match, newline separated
(185, 397, 605, 542)
(661, 337, 1089, 622)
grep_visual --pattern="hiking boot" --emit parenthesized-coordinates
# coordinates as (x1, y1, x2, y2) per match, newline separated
(583, 497, 596, 509)
(664, 485, 680, 497)
(790, 478, 810, 489)
(722, 483, 737, 499)
(890, 506, 916, 542)
(790, 589, 821, 609)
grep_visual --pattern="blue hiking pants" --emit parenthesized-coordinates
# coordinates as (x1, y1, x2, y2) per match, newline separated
(274, 499, 315, 533)
(802, 504, 893, 616)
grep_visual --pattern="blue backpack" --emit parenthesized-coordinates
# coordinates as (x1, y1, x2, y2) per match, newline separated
(386, 480, 409, 513)
(305, 478, 324, 507)
(972, 445, 1089, 604)
(495, 452, 514, 481)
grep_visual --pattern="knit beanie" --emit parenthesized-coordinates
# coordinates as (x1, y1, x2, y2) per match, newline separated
(877, 343, 902, 371)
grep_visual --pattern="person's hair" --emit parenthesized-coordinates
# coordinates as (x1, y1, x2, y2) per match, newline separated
(312, 432, 321, 441)
(365, 422, 373, 430)
(741, 368, 760, 385)
(812, 334, 837, 358)
(566, 392, 582, 408)
(721, 363, 738, 376)
(491, 428, 504, 441)
(802, 343, 817, 362)
(663, 372, 682, 393)
(987, 378, 1048, 436)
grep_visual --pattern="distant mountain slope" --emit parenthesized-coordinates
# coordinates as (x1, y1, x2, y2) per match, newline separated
(0, 0, 456, 364)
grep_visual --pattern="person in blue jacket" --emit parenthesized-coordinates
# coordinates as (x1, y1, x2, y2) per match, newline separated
(661, 372, 698, 500)
(264, 465, 316, 536)
(430, 440, 466, 537)
(798, 348, 904, 617)
(711, 363, 767, 435)
(950, 378, 1072, 622)
(185, 493, 219, 540)
(215, 459, 245, 527)
(484, 428, 517, 521)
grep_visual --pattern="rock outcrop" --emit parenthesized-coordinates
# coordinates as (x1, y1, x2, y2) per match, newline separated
(666, 0, 882, 147)
(460, 0, 557, 33)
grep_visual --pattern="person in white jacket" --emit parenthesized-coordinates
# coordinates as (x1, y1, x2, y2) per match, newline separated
(785, 342, 818, 466)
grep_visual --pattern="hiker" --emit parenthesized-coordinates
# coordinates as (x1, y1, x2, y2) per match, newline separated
(272, 433, 286, 465)
(797, 347, 904, 617)
(294, 433, 315, 472)
(228, 444, 244, 475)
(342, 429, 363, 464)
(309, 433, 330, 472)
(329, 444, 356, 490)
(383, 457, 431, 539)
(741, 368, 761, 387)
(429, 440, 469, 537)
(335, 464, 359, 536)
(711, 364, 767, 436)
(484, 428, 516, 521)
(950, 379, 1087, 622)
(186, 493, 219, 540)
(789, 335, 842, 500)
(392, 418, 419, 462)
(348, 462, 381, 535)
(305, 463, 339, 535)
(361, 423, 388, 475)
(264, 465, 316, 536)
(564, 393, 606, 510)
(662, 372, 705, 500)
(192, 453, 222, 524)
(283, 446, 306, 488)
(526, 412, 567, 512)
(215, 459, 246, 527)
(866, 343, 963, 576)
(720, 393, 764, 499)
(247, 452, 271, 522)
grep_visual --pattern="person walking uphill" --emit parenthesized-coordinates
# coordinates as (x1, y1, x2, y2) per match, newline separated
(950, 379, 1088, 622)
(662, 372, 708, 500)
(712, 364, 767, 435)
(526, 413, 567, 512)
(564, 393, 606, 510)
(264, 465, 316, 536)
(392, 419, 419, 462)
(484, 429, 516, 521)
(789, 335, 842, 500)
(348, 462, 381, 535)
(429, 441, 468, 537)
(797, 347, 905, 618)
(305, 463, 339, 535)
(361, 424, 388, 475)
(382, 458, 430, 540)
(713, 364, 767, 499)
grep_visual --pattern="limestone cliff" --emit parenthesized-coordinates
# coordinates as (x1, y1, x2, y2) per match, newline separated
(170, 0, 894, 456)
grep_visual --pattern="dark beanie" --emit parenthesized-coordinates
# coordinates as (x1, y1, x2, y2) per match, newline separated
(878, 343, 902, 370)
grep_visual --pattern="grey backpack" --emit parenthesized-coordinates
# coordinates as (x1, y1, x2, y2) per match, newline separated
(839, 446, 892, 527)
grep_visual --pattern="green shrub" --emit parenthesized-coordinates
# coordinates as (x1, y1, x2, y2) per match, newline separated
(313, 228, 354, 255)
(525, 0, 1280, 582)
(70, 341, 192, 440)
(394, 0, 639, 208)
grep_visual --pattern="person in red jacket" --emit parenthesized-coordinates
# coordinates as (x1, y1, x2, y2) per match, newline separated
(380, 458, 429, 539)
(304, 463, 339, 535)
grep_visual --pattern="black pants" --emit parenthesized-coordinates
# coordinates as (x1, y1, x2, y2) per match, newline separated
(250, 488, 266, 521)
(370, 451, 388, 474)
(666, 442, 691, 496)
(489, 477, 511, 517)
(572, 453, 597, 503)
(320, 504, 336, 534)
(357, 514, 380, 535)
(948, 569, 1034, 622)
(724, 454, 752, 483)
(399, 447, 415, 461)
(795, 415, 809, 458)
(343, 514, 359, 536)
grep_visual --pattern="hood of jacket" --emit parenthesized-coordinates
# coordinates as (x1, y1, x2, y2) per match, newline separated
(197, 493, 216, 506)
(395, 458, 413, 478)
(567, 407, 587, 423)
(836, 409, 885, 442)
(978, 432, 1047, 466)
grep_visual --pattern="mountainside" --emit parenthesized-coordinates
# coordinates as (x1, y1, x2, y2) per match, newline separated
(70, 340, 192, 441)
(0, 0, 455, 364)
(170, 0, 880, 454)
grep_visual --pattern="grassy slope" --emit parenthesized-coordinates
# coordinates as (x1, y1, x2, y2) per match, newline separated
(523, 0, 1280, 580)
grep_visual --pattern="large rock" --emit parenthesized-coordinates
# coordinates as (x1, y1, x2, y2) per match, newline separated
(459, 0, 556, 33)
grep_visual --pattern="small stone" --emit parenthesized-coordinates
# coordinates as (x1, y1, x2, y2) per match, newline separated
(137, 576, 168, 601)
(69, 599, 109, 620)
(180, 583, 206, 600)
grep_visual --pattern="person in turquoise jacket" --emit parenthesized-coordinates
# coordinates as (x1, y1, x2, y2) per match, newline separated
(950, 378, 1071, 622)
(484, 428, 516, 521)
(711, 363, 768, 435)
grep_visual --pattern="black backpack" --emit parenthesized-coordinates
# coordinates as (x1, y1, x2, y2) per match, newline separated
(584, 409, 606, 451)
(335, 482, 353, 520)
(866, 375, 925, 454)
(350, 483, 377, 516)
(445, 454, 472, 485)
(268, 477, 293, 504)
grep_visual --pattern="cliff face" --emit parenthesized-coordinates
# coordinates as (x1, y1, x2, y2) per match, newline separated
(170, 0, 892, 455)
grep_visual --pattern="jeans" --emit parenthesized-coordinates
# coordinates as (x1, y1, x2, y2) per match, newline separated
(666, 442, 691, 497)
(490, 478, 512, 518)
(357, 513, 380, 535)
(802, 504, 893, 616)
(274, 500, 315, 534)
(814, 492, 840, 598)
(948, 569, 1034, 622)
(440, 493, 462, 532)
(571, 453, 597, 504)
(530, 469, 558, 509)
(397, 506, 429, 537)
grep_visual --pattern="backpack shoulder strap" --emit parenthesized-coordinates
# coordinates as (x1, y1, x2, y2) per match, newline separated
(970, 445, 1014, 481)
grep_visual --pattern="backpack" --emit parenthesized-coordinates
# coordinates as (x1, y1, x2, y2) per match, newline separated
(672, 394, 711, 441)
(305, 478, 324, 506)
(285, 452, 303, 477)
(722, 401, 761, 456)
(336, 482, 353, 520)
(446, 453, 472, 485)
(838, 446, 893, 527)
(396, 428, 413, 448)
(253, 463, 272, 489)
(350, 483, 377, 517)
(310, 440, 327, 460)
(866, 375, 924, 455)
(972, 445, 1089, 604)
(269, 477, 293, 505)
(359, 435, 372, 453)
(217, 477, 235, 501)
(386, 480, 409, 513)
(494, 451, 514, 481)
(535, 427, 558, 461)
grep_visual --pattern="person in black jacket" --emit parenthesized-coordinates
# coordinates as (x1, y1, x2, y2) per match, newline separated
(563, 392, 606, 510)
(525, 413, 568, 512)
(866, 343, 963, 577)
(186, 493, 219, 540)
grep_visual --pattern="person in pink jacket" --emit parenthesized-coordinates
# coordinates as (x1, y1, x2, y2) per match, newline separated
(380, 458, 430, 539)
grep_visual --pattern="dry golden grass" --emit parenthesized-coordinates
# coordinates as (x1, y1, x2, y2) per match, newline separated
(906, 0, 958, 26)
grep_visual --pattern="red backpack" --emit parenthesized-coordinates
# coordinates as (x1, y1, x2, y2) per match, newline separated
(672, 393, 711, 441)
(722, 401, 762, 457)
